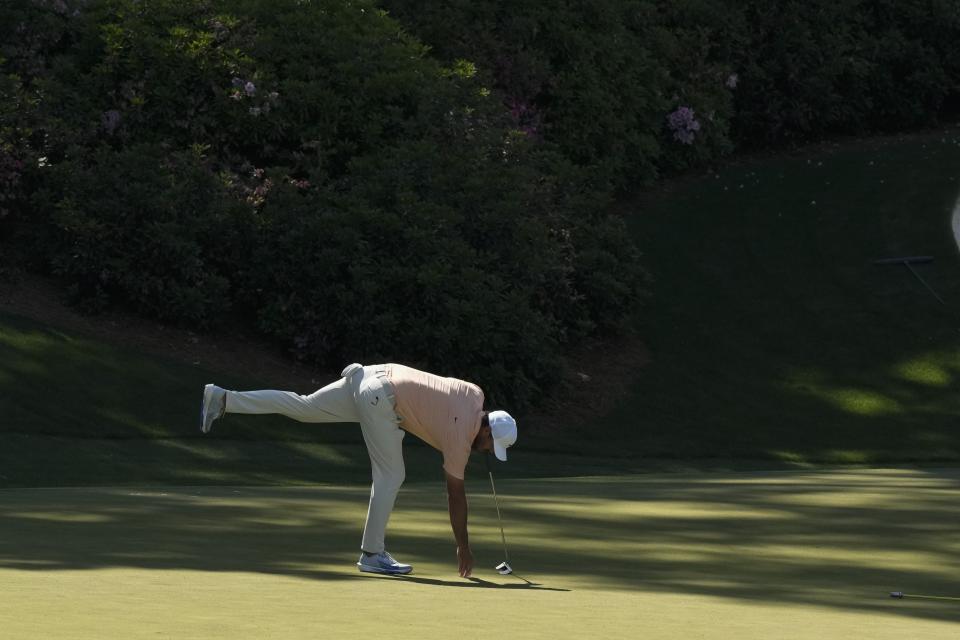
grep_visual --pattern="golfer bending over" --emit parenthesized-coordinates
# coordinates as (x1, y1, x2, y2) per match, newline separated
(199, 363, 517, 578)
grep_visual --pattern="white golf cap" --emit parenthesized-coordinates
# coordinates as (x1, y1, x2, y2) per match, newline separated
(488, 410, 517, 461)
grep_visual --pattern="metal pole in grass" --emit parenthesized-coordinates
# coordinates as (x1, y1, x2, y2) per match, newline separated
(873, 256, 945, 305)
(890, 591, 960, 602)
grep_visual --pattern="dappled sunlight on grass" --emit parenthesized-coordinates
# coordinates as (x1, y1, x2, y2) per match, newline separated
(818, 449, 871, 463)
(607, 132, 960, 465)
(774, 348, 960, 462)
(741, 544, 960, 575)
(282, 441, 359, 467)
(817, 388, 903, 416)
(0, 311, 389, 484)
(153, 437, 237, 461)
(782, 370, 907, 417)
(0, 324, 125, 372)
(769, 450, 815, 466)
(2, 470, 959, 624)
(0, 325, 57, 350)
(97, 408, 172, 438)
(508, 495, 796, 521)
(894, 357, 953, 387)
(9, 512, 115, 524)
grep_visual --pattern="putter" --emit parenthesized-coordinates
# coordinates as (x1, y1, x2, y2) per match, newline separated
(486, 454, 513, 575)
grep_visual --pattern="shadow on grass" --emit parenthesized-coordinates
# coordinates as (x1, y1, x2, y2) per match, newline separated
(1, 470, 959, 623)
(359, 574, 569, 591)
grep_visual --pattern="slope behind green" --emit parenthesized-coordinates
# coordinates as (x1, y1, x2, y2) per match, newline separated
(589, 130, 960, 464)
(0, 310, 647, 486)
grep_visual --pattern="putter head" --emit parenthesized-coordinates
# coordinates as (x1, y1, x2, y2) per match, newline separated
(496, 561, 513, 575)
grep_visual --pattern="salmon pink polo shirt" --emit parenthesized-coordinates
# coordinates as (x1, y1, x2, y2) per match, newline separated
(385, 364, 484, 480)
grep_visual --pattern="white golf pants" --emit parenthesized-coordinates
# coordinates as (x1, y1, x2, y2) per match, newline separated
(223, 363, 405, 554)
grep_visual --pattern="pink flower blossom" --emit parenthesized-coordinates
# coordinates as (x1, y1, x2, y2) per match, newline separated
(101, 110, 121, 135)
(667, 106, 701, 145)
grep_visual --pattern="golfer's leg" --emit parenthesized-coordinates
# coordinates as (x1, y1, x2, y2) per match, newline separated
(358, 418, 405, 554)
(345, 365, 406, 553)
(225, 377, 359, 423)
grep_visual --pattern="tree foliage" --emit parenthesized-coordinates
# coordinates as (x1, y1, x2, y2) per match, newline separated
(0, 0, 647, 409)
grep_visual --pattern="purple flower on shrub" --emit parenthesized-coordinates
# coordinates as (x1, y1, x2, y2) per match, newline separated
(667, 106, 701, 145)
(246, 178, 274, 208)
(507, 97, 541, 139)
(231, 77, 243, 88)
(101, 109, 121, 135)
(726, 73, 739, 89)
(245, 81, 256, 97)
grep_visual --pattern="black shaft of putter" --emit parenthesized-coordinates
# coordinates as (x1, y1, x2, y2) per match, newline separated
(486, 454, 510, 564)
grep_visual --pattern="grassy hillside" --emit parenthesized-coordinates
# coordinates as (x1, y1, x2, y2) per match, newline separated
(0, 310, 644, 486)
(587, 129, 960, 464)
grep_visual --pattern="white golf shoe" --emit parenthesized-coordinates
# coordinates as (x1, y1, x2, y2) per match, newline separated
(200, 384, 226, 433)
(357, 551, 413, 575)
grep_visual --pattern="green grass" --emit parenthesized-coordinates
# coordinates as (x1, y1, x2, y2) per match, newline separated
(4, 131, 960, 638)
(2, 469, 959, 638)
(0, 310, 652, 486)
(584, 129, 960, 465)
(0, 310, 358, 442)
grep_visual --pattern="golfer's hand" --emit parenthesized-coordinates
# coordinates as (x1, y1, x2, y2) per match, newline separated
(457, 545, 474, 578)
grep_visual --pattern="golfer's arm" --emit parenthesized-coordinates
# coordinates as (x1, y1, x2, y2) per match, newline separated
(445, 472, 469, 549)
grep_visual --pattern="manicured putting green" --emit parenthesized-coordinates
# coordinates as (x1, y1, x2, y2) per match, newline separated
(2, 469, 958, 638)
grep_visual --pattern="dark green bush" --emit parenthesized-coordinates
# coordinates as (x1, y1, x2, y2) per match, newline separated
(382, 0, 960, 182)
(0, 0, 54, 264)
(0, 71, 27, 233)
(31, 144, 239, 325)
(380, 0, 736, 188)
(1, 0, 648, 409)
(727, 0, 960, 145)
